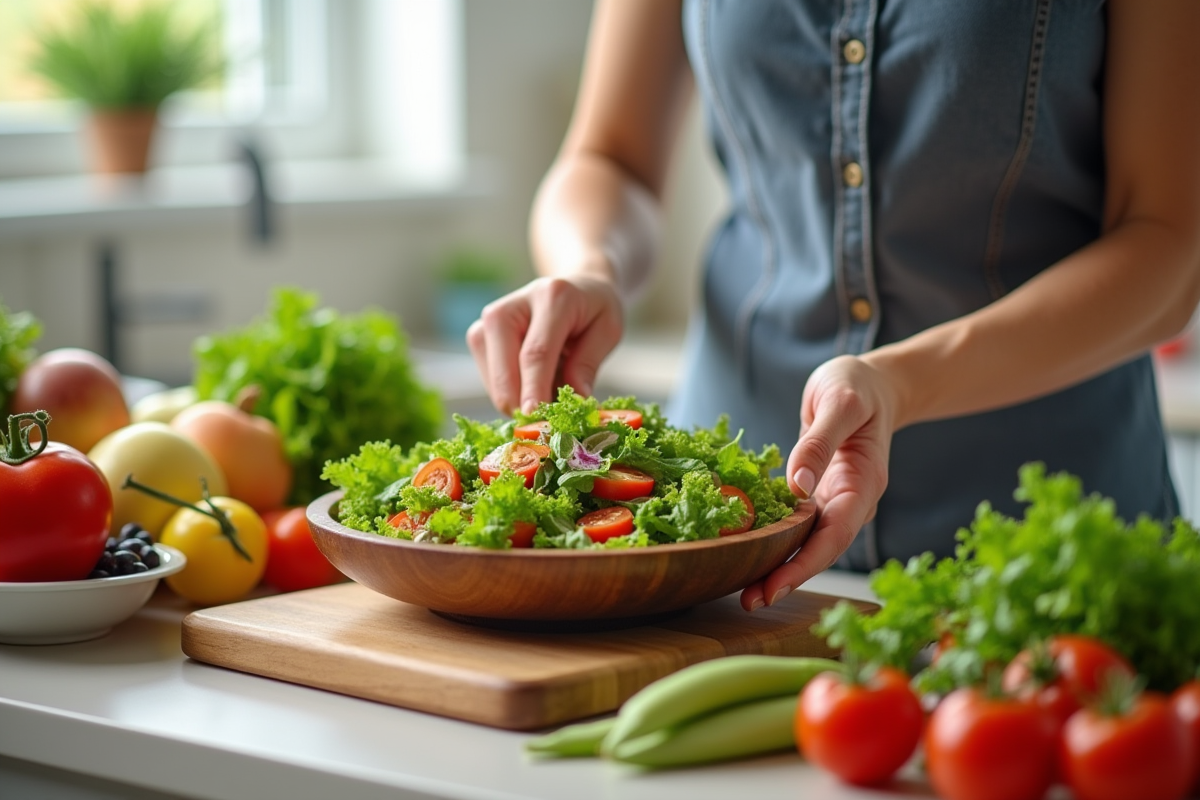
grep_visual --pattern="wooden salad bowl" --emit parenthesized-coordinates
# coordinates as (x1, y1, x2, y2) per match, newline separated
(306, 490, 817, 630)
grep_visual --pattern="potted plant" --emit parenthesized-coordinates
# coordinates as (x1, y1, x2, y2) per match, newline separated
(435, 248, 519, 346)
(27, 0, 223, 175)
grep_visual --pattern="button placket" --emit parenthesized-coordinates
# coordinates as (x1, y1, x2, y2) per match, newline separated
(832, 0, 879, 356)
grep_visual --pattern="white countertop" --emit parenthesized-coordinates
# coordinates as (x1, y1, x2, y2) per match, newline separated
(0, 571, 915, 800)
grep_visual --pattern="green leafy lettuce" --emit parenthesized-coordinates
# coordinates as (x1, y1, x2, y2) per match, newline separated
(322, 386, 799, 550)
(0, 300, 41, 413)
(815, 462, 1200, 692)
(193, 287, 442, 505)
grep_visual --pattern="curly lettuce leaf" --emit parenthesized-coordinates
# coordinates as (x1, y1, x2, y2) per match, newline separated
(815, 463, 1200, 693)
(194, 286, 442, 505)
(0, 300, 41, 413)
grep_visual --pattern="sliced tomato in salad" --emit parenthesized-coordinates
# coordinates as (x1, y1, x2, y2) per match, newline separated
(717, 484, 756, 536)
(591, 465, 655, 501)
(513, 420, 552, 441)
(510, 520, 537, 548)
(387, 509, 431, 535)
(412, 457, 463, 501)
(599, 408, 643, 429)
(478, 442, 550, 488)
(578, 506, 635, 543)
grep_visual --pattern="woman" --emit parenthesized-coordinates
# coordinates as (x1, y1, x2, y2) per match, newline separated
(466, 0, 1200, 611)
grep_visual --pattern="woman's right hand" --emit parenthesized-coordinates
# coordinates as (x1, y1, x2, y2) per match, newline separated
(466, 273, 624, 415)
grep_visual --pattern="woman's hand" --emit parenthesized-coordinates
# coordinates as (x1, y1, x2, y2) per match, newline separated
(740, 355, 900, 611)
(466, 274, 624, 415)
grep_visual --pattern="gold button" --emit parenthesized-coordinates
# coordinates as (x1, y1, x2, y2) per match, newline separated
(843, 39, 866, 64)
(843, 161, 864, 188)
(850, 298, 872, 323)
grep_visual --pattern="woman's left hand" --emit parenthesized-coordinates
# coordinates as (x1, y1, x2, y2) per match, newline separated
(740, 355, 899, 611)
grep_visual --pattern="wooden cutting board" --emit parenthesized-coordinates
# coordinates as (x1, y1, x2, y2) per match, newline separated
(181, 582, 874, 731)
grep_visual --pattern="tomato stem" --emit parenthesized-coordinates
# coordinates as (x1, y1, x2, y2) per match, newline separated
(122, 474, 254, 562)
(1, 410, 51, 465)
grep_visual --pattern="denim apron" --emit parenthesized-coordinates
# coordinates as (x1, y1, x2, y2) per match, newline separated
(672, 0, 1179, 569)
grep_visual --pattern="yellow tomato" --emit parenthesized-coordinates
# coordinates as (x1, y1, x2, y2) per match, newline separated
(159, 497, 267, 605)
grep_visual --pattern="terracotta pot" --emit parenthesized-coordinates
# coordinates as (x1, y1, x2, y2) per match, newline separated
(85, 108, 158, 174)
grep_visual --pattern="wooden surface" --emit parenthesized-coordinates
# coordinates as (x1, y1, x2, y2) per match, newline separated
(181, 582, 874, 731)
(306, 491, 817, 622)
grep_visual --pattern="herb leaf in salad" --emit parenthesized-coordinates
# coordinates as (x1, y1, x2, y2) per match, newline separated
(321, 386, 800, 550)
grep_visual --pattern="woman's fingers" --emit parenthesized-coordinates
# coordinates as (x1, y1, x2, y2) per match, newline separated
(786, 389, 871, 501)
(467, 276, 624, 415)
(739, 488, 874, 611)
(740, 357, 897, 612)
(468, 294, 531, 415)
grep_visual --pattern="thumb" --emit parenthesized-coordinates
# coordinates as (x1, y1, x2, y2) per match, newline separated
(786, 399, 868, 500)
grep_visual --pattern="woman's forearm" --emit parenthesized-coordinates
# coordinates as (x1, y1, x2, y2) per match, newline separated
(529, 153, 663, 304)
(866, 220, 1200, 430)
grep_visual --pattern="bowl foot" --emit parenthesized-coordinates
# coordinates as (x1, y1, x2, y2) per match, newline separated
(0, 626, 112, 646)
(430, 607, 691, 633)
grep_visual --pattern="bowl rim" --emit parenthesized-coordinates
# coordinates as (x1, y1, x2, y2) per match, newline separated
(307, 489, 815, 558)
(0, 544, 187, 592)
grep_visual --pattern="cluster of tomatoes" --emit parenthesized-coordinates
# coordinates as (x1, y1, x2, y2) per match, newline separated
(795, 635, 1200, 800)
(386, 408, 756, 545)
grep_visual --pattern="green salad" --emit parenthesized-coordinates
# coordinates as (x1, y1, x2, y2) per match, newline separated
(321, 387, 799, 549)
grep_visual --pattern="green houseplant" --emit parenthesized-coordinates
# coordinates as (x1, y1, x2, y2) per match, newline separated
(27, 0, 223, 174)
(436, 247, 519, 346)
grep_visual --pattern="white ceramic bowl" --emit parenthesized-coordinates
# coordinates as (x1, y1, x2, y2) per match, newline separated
(0, 545, 186, 645)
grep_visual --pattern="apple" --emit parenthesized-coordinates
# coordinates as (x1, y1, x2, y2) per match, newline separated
(11, 348, 131, 453)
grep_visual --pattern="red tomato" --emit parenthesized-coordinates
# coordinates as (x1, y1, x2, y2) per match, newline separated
(387, 509, 431, 535)
(1062, 691, 1192, 800)
(924, 687, 1057, 800)
(478, 442, 549, 489)
(0, 411, 113, 581)
(577, 506, 634, 543)
(412, 457, 463, 501)
(717, 484, 755, 536)
(509, 520, 536, 548)
(598, 408, 643, 429)
(1169, 681, 1200, 795)
(513, 420, 551, 441)
(1002, 635, 1135, 726)
(796, 667, 924, 787)
(260, 507, 344, 592)
(590, 465, 655, 501)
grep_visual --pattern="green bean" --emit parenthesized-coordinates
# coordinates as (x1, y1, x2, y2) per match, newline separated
(525, 716, 617, 758)
(601, 655, 841, 754)
(610, 693, 800, 768)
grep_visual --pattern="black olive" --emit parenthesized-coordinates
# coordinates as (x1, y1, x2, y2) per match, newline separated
(141, 548, 161, 569)
(88, 569, 111, 579)
(119, 522, 145, 539)
(112, 551, 140, 575)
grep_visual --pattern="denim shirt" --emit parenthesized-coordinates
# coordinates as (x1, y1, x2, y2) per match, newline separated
(672, 0, 1178, 568)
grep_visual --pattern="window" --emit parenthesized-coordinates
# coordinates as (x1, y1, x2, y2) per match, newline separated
(0, 0, 351, 177)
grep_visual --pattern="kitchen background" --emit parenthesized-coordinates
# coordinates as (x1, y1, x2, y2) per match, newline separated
(2, 0, 1199, 519)
(0, 0, 723, 392)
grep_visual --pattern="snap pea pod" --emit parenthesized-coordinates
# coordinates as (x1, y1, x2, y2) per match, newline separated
(601, 655, 842, 754)
(610, 693, 800, 768)
(526, 717, 617, 758)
